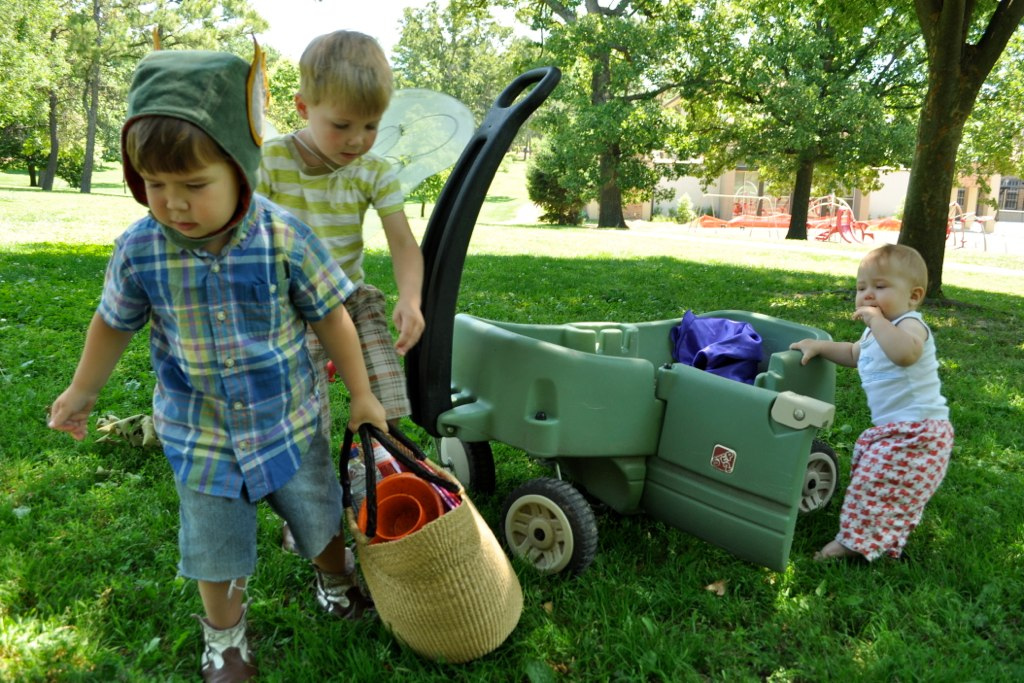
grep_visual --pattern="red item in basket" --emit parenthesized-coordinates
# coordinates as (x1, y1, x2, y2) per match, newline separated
(371, 440, 402, 478)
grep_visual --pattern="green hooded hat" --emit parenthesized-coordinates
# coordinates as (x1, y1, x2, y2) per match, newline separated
(121, 50, 266, 208)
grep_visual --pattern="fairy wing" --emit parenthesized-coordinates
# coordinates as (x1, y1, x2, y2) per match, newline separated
(262, 89, 473, 193)
(371, 89, 475, 195)
(263, 119, 282, 141)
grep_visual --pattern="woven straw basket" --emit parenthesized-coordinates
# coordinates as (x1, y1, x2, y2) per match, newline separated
(345, 430, 522, 663)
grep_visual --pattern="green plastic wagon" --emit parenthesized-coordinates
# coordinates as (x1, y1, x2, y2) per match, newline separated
(406, 68, 839, 575)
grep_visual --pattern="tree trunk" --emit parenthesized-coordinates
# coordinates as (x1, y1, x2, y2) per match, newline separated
(904, 0, 1024, 299)
(81, 67, 99, 193)
(590, 44, 626, 228)
(901, 4, 970, 300)
(899, 101, 965, 301)
(80, 0, 102, 194)
(41, 89, 59, 192)
(597, 148, 627, 228)
(786, 157, 814, 240)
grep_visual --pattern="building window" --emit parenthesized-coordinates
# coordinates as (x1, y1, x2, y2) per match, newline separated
(1000, 177, 1021, 211)
(956, 187, 966, 208)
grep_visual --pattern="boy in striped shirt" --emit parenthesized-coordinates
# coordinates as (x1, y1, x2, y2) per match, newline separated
(258, 31, 424, 423)
(258, 31, 426, 551)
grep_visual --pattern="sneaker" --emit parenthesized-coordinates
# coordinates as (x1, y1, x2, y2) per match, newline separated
(314, 567, 374, 620)
(196, 606, 258, 682)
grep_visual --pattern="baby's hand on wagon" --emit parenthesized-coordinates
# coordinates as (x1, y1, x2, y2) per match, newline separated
(789, 339, 821, 366)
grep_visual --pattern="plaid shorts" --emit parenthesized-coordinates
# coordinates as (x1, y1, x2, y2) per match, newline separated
(307, 284, 411, 431)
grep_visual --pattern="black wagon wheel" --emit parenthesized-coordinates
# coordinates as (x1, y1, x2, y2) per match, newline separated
(501, 477, 598, 576)
(799, 440, 839, 514)
(433, 437, 496, 494)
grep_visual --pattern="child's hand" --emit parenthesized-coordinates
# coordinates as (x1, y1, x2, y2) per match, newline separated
(347, 393, 388, 433)
(789, 339, 820, 366)
(853, 305, 884, 327)
(392, 300, 425, 357)
(48, 388, 97, 441)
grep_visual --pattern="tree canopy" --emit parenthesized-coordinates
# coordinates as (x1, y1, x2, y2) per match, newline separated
(392, 0, 519, 122)
(0, 0, 65, 186)
(496, 0, 697, 228)
(0, 0, 266, 191)
(3, 0, 1024, 296)
(957, 30, 1024, 181)
(679, 1, 923, 239)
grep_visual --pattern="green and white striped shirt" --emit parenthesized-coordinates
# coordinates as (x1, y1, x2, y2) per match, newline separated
(258, 134, 405, 285)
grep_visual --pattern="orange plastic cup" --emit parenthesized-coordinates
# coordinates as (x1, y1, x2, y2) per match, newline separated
(358, 472, 445, 543)
(376, 494, 428, 541)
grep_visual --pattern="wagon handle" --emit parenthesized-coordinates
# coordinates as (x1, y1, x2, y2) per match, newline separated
(406, 66, 561, 436)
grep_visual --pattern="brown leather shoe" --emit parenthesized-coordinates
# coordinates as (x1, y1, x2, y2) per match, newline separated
(201, 646, 258, 682)
(196, 607, 258, 682)
(314, 567, 375, 620)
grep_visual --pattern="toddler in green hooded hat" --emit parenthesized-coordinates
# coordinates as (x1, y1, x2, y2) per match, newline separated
(48, 49, 387, 682)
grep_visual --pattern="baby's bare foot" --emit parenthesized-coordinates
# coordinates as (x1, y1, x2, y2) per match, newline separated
(813, 540, 863, 562)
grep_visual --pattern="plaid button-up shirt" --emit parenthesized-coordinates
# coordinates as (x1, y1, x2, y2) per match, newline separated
(98, 196, 356, 500)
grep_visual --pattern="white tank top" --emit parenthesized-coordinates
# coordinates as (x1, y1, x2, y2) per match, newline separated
(857, 311, 949, 425)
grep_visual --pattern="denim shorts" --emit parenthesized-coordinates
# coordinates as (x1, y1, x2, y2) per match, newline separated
(176, 430, 344, 582)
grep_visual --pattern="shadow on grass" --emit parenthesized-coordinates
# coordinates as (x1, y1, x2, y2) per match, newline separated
(494, 222, 579, 230)
(0, 183, 130, 198)
(1, 185, 58, 194)
(0, 242, 112, 272)
(91, 181, 128, 191)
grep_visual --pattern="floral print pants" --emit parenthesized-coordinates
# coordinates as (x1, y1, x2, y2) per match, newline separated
(836, 419, 954, 560)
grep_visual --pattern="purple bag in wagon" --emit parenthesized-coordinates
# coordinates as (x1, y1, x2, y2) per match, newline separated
(670, 310, 763, 384)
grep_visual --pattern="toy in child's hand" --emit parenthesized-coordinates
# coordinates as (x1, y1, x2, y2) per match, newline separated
(326, 360, 337, 382)
(96, 413, 161, 448)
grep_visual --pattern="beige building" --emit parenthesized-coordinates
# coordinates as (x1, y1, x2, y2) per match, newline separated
(649, 165, 1021, 226)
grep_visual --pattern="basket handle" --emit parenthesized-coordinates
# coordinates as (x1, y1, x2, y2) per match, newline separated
(340, 424, 459, 539)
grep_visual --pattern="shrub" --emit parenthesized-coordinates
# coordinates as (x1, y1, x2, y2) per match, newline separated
(56, 146, 86, 189)
(674, 194, 696, 224)
(526, 143, 587, 226)
(406, 170, 449, 218)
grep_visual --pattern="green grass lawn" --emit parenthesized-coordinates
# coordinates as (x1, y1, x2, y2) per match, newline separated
(1, 163, 1023, 681)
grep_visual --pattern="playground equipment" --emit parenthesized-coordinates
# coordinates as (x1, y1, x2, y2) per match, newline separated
(406, 67, 840, 576)
(947, 201, 996, 251)
(698, 184, 790, 229)
(810, 195, 874, 243)
(697, 193, 876, 241)
(730, 181, 779, 217)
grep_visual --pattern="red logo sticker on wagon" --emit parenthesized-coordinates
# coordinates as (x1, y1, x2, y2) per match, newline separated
(711, 444, 736, 474)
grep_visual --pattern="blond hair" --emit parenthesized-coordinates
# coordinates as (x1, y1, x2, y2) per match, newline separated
(862, 244, 928, 292)
(124, 116, 229, 177)
(298, 31, 392, 115)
